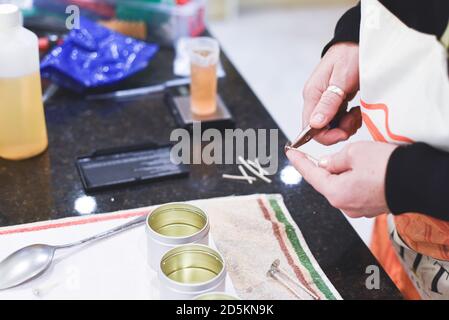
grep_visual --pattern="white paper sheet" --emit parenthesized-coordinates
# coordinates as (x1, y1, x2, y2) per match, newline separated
(0, 209, 236, 300)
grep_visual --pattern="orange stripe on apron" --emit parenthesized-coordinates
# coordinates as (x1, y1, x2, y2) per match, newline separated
(361, 101, 414, 143)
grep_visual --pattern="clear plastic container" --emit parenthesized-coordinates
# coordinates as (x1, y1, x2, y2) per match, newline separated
(30, 0, 207, 45)
(115, 0, 206, 45)
(0, 4, 48, 160)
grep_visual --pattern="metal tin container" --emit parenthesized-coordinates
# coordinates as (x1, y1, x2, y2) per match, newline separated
(194, 292, 240, 300)
(146, 203, 209, 270)
(158, 244, 227, 300)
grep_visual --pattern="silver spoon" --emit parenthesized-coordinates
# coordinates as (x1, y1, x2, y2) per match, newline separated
(0, 214, 147, 290)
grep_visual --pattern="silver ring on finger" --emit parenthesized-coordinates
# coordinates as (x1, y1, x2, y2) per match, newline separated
(326, 85, 346, 100)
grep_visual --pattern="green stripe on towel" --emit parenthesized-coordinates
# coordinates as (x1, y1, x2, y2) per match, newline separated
(268, 197, 336, 300)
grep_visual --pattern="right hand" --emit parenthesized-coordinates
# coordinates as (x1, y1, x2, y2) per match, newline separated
(302, 42, 362, 145)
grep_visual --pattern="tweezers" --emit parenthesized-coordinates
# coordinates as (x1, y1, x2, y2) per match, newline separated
(285, 125, 324, 150)
(286, 103, 350, 150)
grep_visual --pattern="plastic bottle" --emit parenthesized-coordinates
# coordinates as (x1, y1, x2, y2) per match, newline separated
(0, 4, 48, 160)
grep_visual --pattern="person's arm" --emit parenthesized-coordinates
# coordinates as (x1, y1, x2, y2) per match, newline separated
(386, 144, 449, 221)
(323, 0, 449, 56)
(322, 3, 360, 56)
(320, 0, 449, 220)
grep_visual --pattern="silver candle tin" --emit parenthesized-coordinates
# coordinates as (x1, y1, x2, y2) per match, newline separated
(158, 244, 227, 300)
(146, 203, 209, 270)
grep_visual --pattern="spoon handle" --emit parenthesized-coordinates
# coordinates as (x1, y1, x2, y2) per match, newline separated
(56, 214, 148, 249)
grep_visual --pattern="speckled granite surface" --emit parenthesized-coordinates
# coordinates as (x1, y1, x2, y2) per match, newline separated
(0, 44, 402, 299)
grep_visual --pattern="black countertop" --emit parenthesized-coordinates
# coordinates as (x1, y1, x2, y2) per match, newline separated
(0, 44, 402, 300)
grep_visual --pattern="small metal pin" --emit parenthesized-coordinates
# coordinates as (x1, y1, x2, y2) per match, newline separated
(267, 259, 320, 300)
(267, 263, 303, 299)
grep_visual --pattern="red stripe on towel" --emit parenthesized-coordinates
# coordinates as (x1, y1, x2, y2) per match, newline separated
(0, 210, 149, 236)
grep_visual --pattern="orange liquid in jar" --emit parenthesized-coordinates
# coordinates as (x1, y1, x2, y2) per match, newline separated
(190, 50, 218, 116)
(0, 71, 48, 160)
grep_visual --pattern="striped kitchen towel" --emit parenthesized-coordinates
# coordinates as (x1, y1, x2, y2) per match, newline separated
(191, 194, 342, 300)
(0, 194, 340, 300)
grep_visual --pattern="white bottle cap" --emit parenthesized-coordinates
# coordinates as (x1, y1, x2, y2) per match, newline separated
(0, 4, 22, 30)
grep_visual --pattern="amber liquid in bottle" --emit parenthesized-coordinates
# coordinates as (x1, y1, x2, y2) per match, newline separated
(0, 72, 48, 160)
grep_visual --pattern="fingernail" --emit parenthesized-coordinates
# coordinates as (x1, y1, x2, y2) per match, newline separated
(312, 113, 325, 125)
(319, 157, 329, 168)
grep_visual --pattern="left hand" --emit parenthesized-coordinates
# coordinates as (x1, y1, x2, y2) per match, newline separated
(286, 141, 398, 218)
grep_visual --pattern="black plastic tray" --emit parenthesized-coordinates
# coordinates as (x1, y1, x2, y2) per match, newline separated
(76, 144, 189, 193)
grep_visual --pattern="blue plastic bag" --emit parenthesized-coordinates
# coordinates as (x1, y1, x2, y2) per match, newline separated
(40, 17, 159, 92)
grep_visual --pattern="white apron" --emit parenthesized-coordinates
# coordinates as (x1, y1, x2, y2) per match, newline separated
(360, 0, 449, 299)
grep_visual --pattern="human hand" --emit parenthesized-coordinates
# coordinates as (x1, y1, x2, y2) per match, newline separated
(302, 42, 361, 145)
(286, 141, 398, 218)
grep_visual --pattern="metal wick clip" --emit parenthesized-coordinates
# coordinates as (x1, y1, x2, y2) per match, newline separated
(266, 259, 320, 300)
